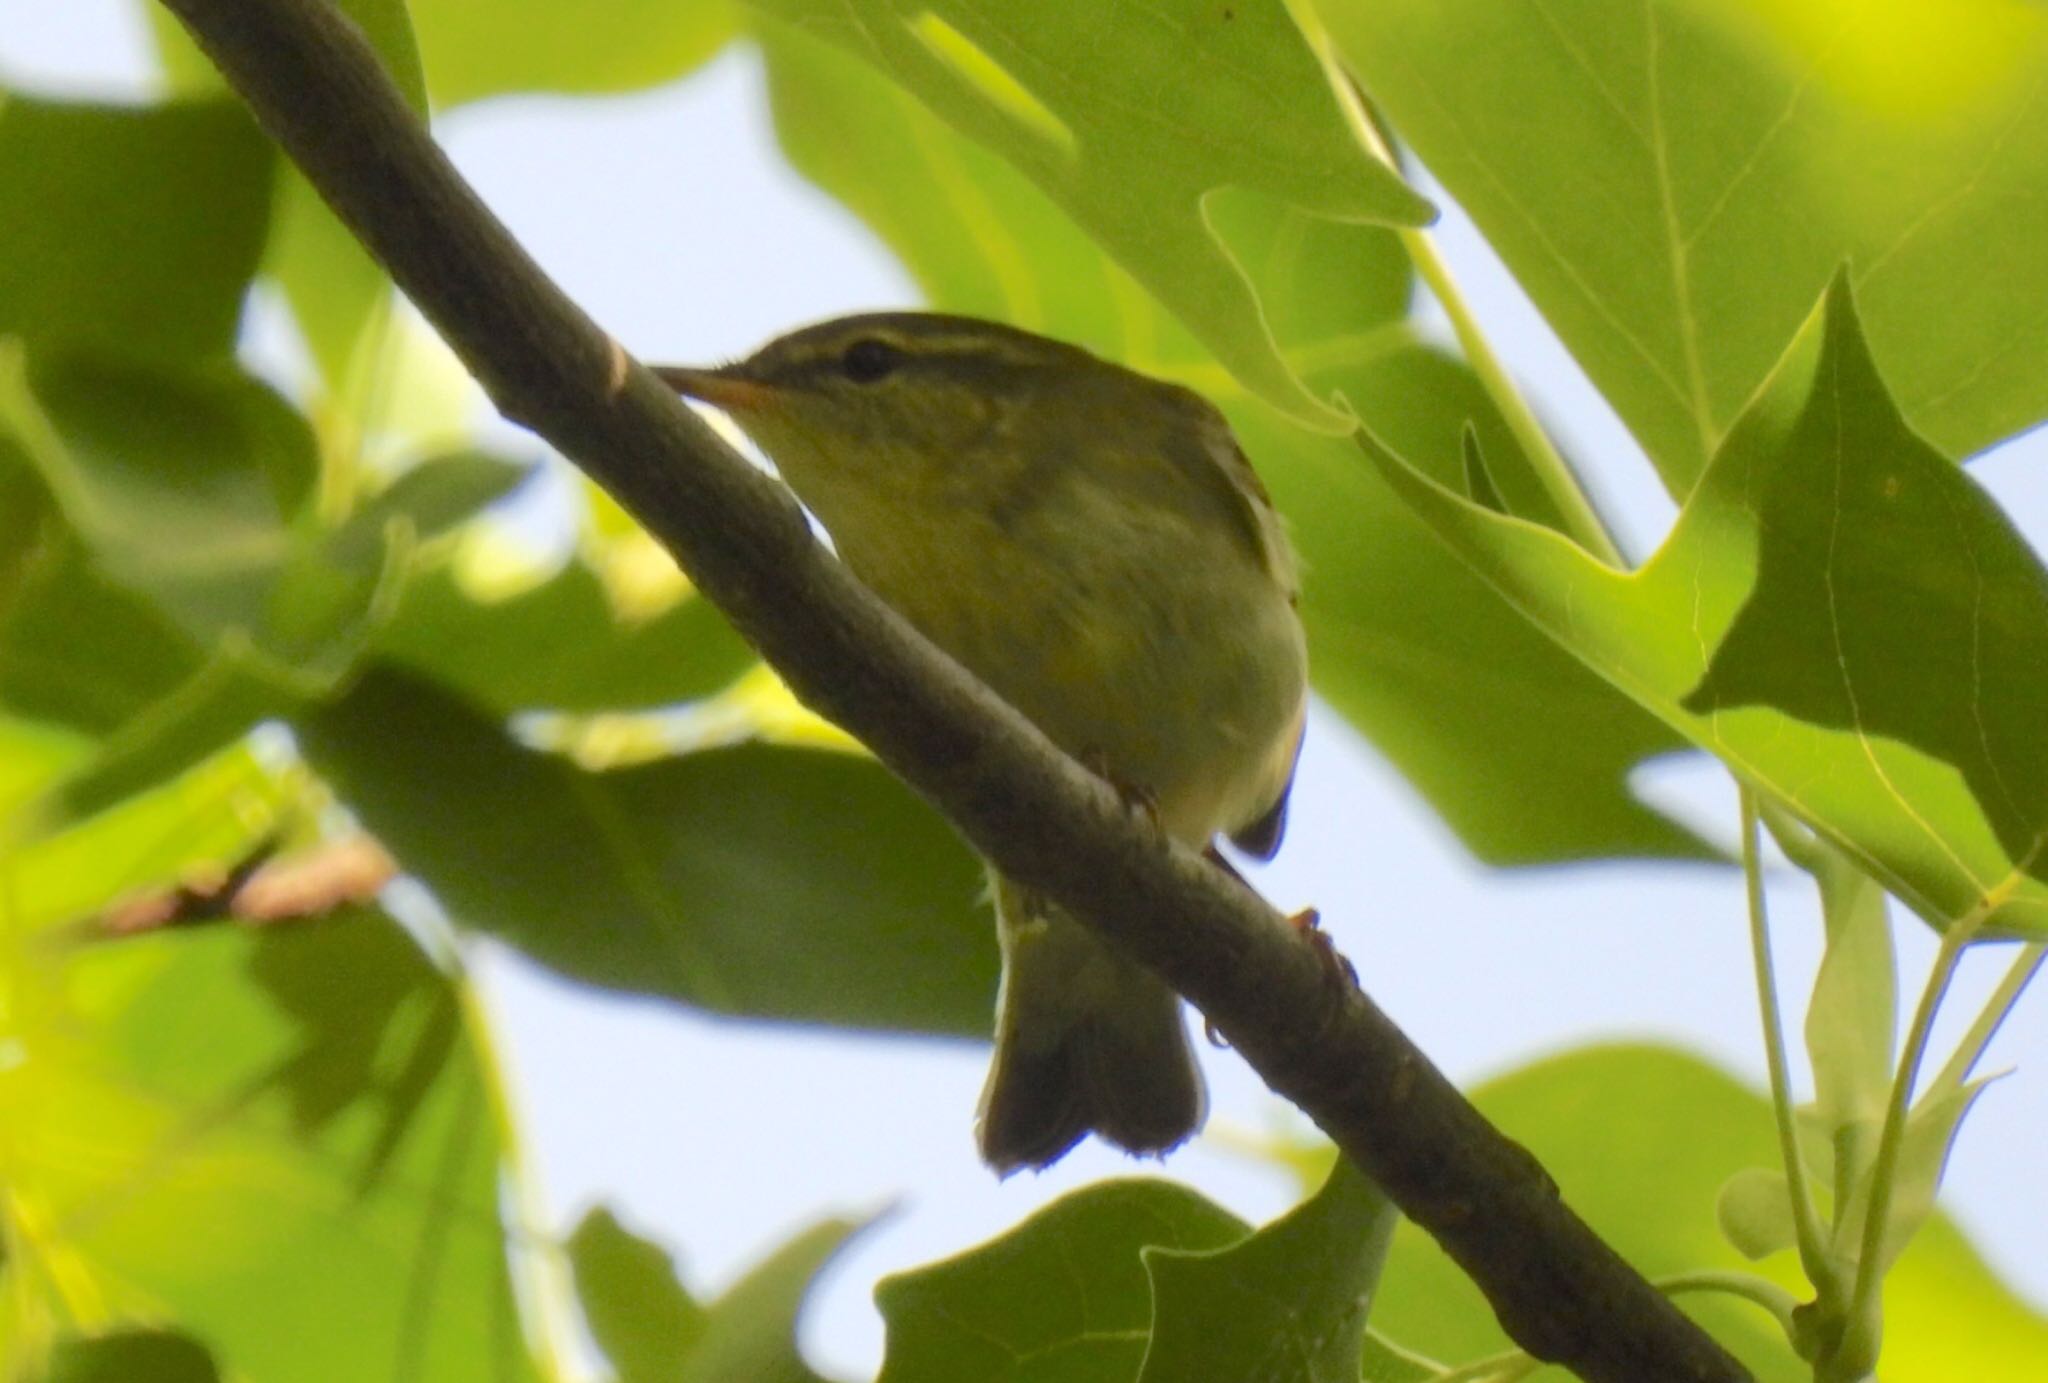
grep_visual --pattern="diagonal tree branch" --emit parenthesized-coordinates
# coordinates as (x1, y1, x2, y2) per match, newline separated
(155, 2, 1751, 1379)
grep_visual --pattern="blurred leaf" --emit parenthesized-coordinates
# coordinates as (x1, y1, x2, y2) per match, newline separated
(1715, 1167, 1799, 1262)
(876, 1180, 1247, 1382)
(1361, 278, 2048, 935)
(2, 352, 321, 651)
(1325, 0, 2048, 488)
(0, 746, 537, 1382)
(1140, 1159, 1396, 1383)
(0, 540, 213, 735)
(0, 377, 518, 827)
(296, 666, 993, 1035)
(1351, 1043, 2048, 1381)
(742, 0, 1430, 429)
(570, 1207, 866, 1383)
(682, 1216, 868, 1383)
(1803, 841, 1896, 1174)
(570, 1209, 709, 1381)
(1834, 1074, 2000, 1281)
(1359, 1330, 1440, 1383)
(322, 451, 531, 571)
(374, 557, 754, 716)
(758, 20, 1703, 864)
(414, 0, 739, 107)
(0, 94, 270, 363)
(46, 1330, 219, 1383)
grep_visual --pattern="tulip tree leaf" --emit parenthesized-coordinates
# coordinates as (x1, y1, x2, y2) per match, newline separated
(0, 740, 537, 1383)
(1361, 276, 2048, 936)
(295, 666, 993, 1036)
(757, 21, 1706, 864)
(1324, 0, 2048, 489)
(1139, 1159, 1396, 1383)
(1359, 1044, 2048, 1380)
(373, 558, 755, 715)
(47, 1331, 220, 1383)
(570, 1206, 864, 1383)
(740, 0, 1432, 429)
(0, 94, 271, 364)
(413, 0, 739, 107)
(875, 1179, 1248, 1382)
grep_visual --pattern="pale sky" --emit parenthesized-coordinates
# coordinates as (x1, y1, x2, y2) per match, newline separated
(4, 4, 2044, 1376)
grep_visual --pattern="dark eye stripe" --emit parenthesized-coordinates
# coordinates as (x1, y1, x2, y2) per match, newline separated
(841, 338, 900, 383)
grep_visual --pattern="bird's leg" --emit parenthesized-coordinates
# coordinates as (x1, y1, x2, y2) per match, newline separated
(1287, 906, 1360, 991)
(1078, 747, 1164, 837)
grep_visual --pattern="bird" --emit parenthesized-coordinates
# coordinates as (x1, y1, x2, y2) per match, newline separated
(657, 312, 1307, 1172)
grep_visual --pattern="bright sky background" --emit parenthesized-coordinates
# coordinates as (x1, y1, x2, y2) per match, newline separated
(5, 4, 2046, 1377)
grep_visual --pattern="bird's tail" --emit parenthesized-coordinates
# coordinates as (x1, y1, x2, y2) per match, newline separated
(975, 878, 1205, 1173)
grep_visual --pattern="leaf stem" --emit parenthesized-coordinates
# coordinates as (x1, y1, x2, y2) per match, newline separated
(1929, 941, 2044, 1095)
(1828, 921, 1975, 1378)
(1656, 1269, 1802, 1337)
(1433, 1345, 1540, 1383)
(1294, 16, 1625, 566)
(1738, 787, 1835, 1297)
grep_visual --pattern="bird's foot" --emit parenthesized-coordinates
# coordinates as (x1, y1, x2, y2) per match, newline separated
(1288, 907, 1359, 991)
(1080, 748, 1164, 836)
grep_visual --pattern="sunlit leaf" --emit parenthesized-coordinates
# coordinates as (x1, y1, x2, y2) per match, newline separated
(0, 749, 537, 1382)
(1361, 278, 2048, 935)
(1715, 1166, 1799, 1262)
(756, 18, 1704, 865)
(1803, 839, 1897, 1173)
(742, 0, 1431, 429)
(373, 556, 754, 716)
(1324, 0, 2048, 488)
(413, 0, 739, 107)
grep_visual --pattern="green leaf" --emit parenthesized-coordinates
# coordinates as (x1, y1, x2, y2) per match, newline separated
(757, 19, 1704, 865)
(1140, 1159, 1396, 1383)
(1358, 1330, 1441, 1383)
(681, 1217, 869, 1383)
(742, 0, 1431, 429)
(1803, 840, 1896, 1175)
(1345, 1043, 2048, 1381)
(2, 352, 322, 653)
(1324, 0, 2048, 488)
(1715, 1166, 1799, 1262)
(876, 1179, 1247, 1382)
(569, 1209, 709, 1382)
(0, 751, 537, 1382)
(321, 451, 532, 571)
(46, 1331, 219, 1383)
(0, 451, 520, 830)
(570, 1207, 867, 1383)
(1360, 277, 2048, 935)
(413, 0, 739, 107)
(0, 94, 271, 363)
(1834, 1073, 2000, 1282)
(295, 666, 993, 1035)
(373, 557, 755, 715)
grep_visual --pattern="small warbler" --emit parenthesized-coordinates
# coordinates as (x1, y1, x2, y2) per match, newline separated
(658, 314, 1307, 1172)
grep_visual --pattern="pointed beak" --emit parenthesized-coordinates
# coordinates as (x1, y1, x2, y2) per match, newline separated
(653, 364, 777, 414)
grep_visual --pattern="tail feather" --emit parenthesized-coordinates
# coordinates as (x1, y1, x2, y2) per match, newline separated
(976, 882, 1205, 1173)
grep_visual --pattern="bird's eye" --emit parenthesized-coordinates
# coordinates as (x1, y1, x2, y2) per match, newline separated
(840, 338, 899, 383)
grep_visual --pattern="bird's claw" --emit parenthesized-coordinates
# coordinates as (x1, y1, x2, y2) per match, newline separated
(1288, 907, 1359, 990)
